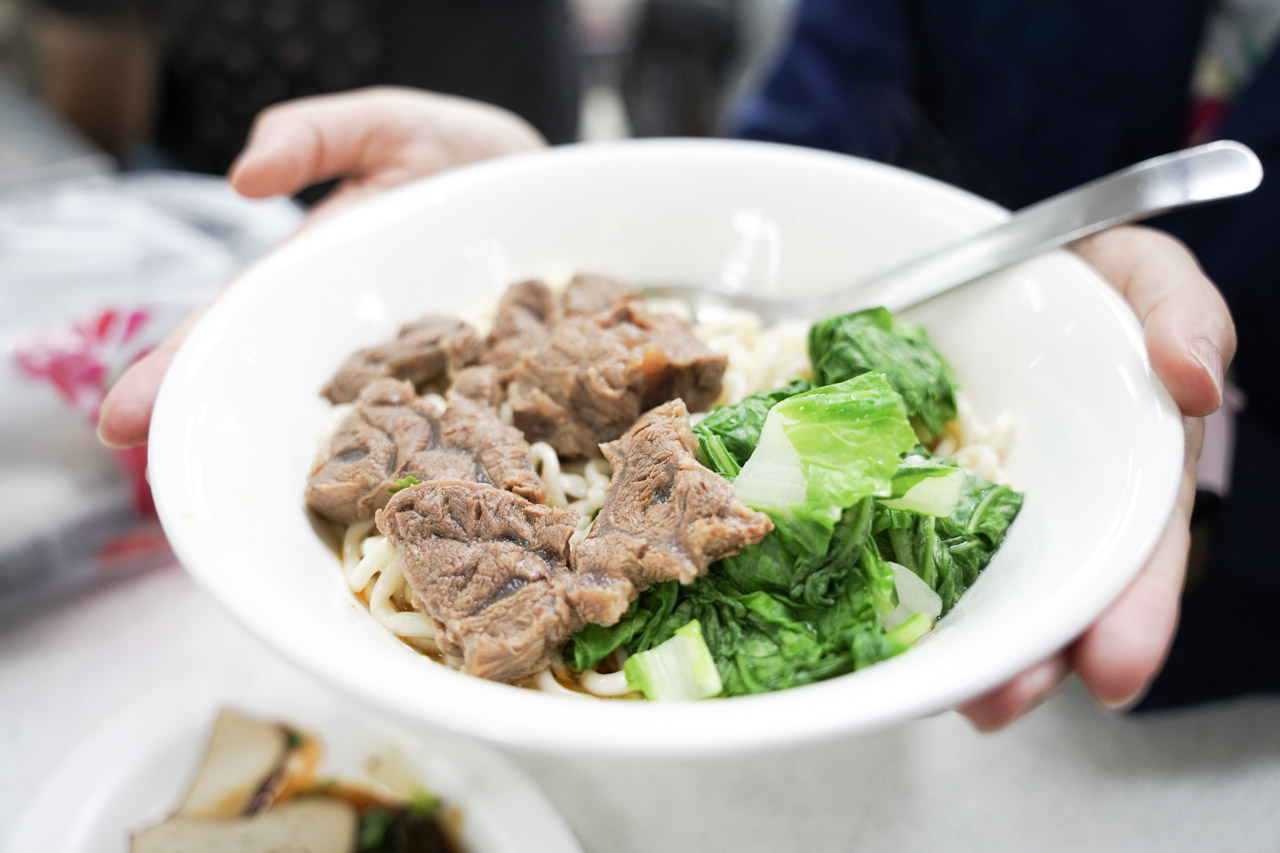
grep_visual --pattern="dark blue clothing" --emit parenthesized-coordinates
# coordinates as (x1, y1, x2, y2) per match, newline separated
(736, 0, 1280, 707)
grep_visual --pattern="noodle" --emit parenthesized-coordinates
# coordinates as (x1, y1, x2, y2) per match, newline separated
(535, 666, 587, 697)
(323, 304, 1015, 696)
(369, 556, 439, 641)
(342, 521, 376, 590)
(686, 307, 812, 406)
(530, 441, 611, 544)
(529, 441, 571, 507)
(952, 392, 1014, 484)
(347, 531, 388, 592)
(577, 668, 632, 697)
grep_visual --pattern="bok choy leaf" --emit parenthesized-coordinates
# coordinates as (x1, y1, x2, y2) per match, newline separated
(808, 307, 958, 436)
(623, 620, 722, 701)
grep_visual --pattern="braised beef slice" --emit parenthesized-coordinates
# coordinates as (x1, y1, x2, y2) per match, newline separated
(377, 480, 592, 682)
(572, 400, 773, 589)
(483, 279, 560, 370)
(306, 379, 544, 525)
(561, 274, 640, 317)
(323, 315, 482, 404)
(505, 303, 727, 458)
(440, 382, 545, 504)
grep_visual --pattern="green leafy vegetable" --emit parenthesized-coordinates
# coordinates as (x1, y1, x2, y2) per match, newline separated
(874, 472, 1023, 613)
(718, 494, 873, 607)
(808, 307, 958, 436)
(886, 612, 933, 647)
(888, 450, 962, 497)
(677, 542, 909, 695)
(624, 619, 723, 701)
(359, 808, 396, 852)
(880, 466, 964, 516)
(564, 581, 679, 671)
(732, 373, 918, 513)
(563, 308, 1023, 700)
(693, 378, 812, 474)
(568, 374, 928, 696)
(563, 501, 908, 697)
(389, 475, 423, 496)
(884, 560, 943, 631)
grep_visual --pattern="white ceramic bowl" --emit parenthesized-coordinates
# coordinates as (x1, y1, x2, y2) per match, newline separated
(149, 139, 1183, 757)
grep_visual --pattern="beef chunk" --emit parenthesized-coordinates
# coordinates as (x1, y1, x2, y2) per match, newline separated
(572, 400, 773, 589)
(624, 304, 727, 412)
(377, 481, 587, 682)
(306, 379, 544, 525)
(505, 303, 728, 457)
(440, 382, 545, 504)
(561, 273, 640, 317)
(560, 571, 636, 627)
(323, 315, 482, 404)
(483, 279, 560, 370)
(448, 364, 504, 409)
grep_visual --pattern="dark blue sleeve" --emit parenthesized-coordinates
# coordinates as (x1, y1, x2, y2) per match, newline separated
(733, 0, 915, 163)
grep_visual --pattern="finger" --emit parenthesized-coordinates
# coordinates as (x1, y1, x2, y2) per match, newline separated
(97, 308, 205, 449)
(229, 86, 545, 202)
(228, 89, 398, 199)
(303, 162, 427, 222)
(1069, 416, 1203, 708)
(1074, 226, 1237, 417)
(957, 653, 1072, 732)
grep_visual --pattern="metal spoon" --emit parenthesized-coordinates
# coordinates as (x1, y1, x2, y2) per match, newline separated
(646, 140, 1263, 323)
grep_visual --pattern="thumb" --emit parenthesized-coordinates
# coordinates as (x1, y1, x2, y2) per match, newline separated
(1074, 226, 1236, 418)
(98, 308, 205, 448)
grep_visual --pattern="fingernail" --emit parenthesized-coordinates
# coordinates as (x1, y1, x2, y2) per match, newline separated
(228, 134, 285, 181)
(1190, 337, 1224, 408)
(227, 148, 263, 182)
(97, 419, 127, 449)
(1100, 682, 1150, 713)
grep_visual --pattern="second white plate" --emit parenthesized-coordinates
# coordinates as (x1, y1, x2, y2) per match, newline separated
(8, 667, 581, 853)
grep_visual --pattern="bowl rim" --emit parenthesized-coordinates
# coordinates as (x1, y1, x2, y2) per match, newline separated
(149, 138, 1184, 757)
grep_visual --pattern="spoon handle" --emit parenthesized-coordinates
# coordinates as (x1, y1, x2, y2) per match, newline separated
(842, 140, 1264, 314)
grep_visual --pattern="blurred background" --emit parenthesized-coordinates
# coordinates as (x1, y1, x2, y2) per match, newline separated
(0, 0, 796, 618)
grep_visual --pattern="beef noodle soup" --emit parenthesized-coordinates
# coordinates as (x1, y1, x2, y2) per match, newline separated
(306, 275, 1021, 701)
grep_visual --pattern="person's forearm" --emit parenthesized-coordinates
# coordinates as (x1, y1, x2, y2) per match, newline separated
(30, 10, 158, 156)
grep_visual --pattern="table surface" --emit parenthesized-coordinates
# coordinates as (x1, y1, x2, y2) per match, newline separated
(3, 565, 1279, 853)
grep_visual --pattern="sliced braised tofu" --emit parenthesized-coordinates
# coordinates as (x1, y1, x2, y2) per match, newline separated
(131, 797, 358, 853)
(176, 709, 289, 818)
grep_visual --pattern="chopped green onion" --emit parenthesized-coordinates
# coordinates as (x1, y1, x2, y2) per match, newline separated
(389, 475, 423, 496)
(409, 787, 438, 819)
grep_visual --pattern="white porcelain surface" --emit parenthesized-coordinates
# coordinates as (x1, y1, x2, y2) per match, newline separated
(147, 139, 1184, 757)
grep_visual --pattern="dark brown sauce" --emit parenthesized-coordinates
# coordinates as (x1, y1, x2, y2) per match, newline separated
(302, 779, 462, 853)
